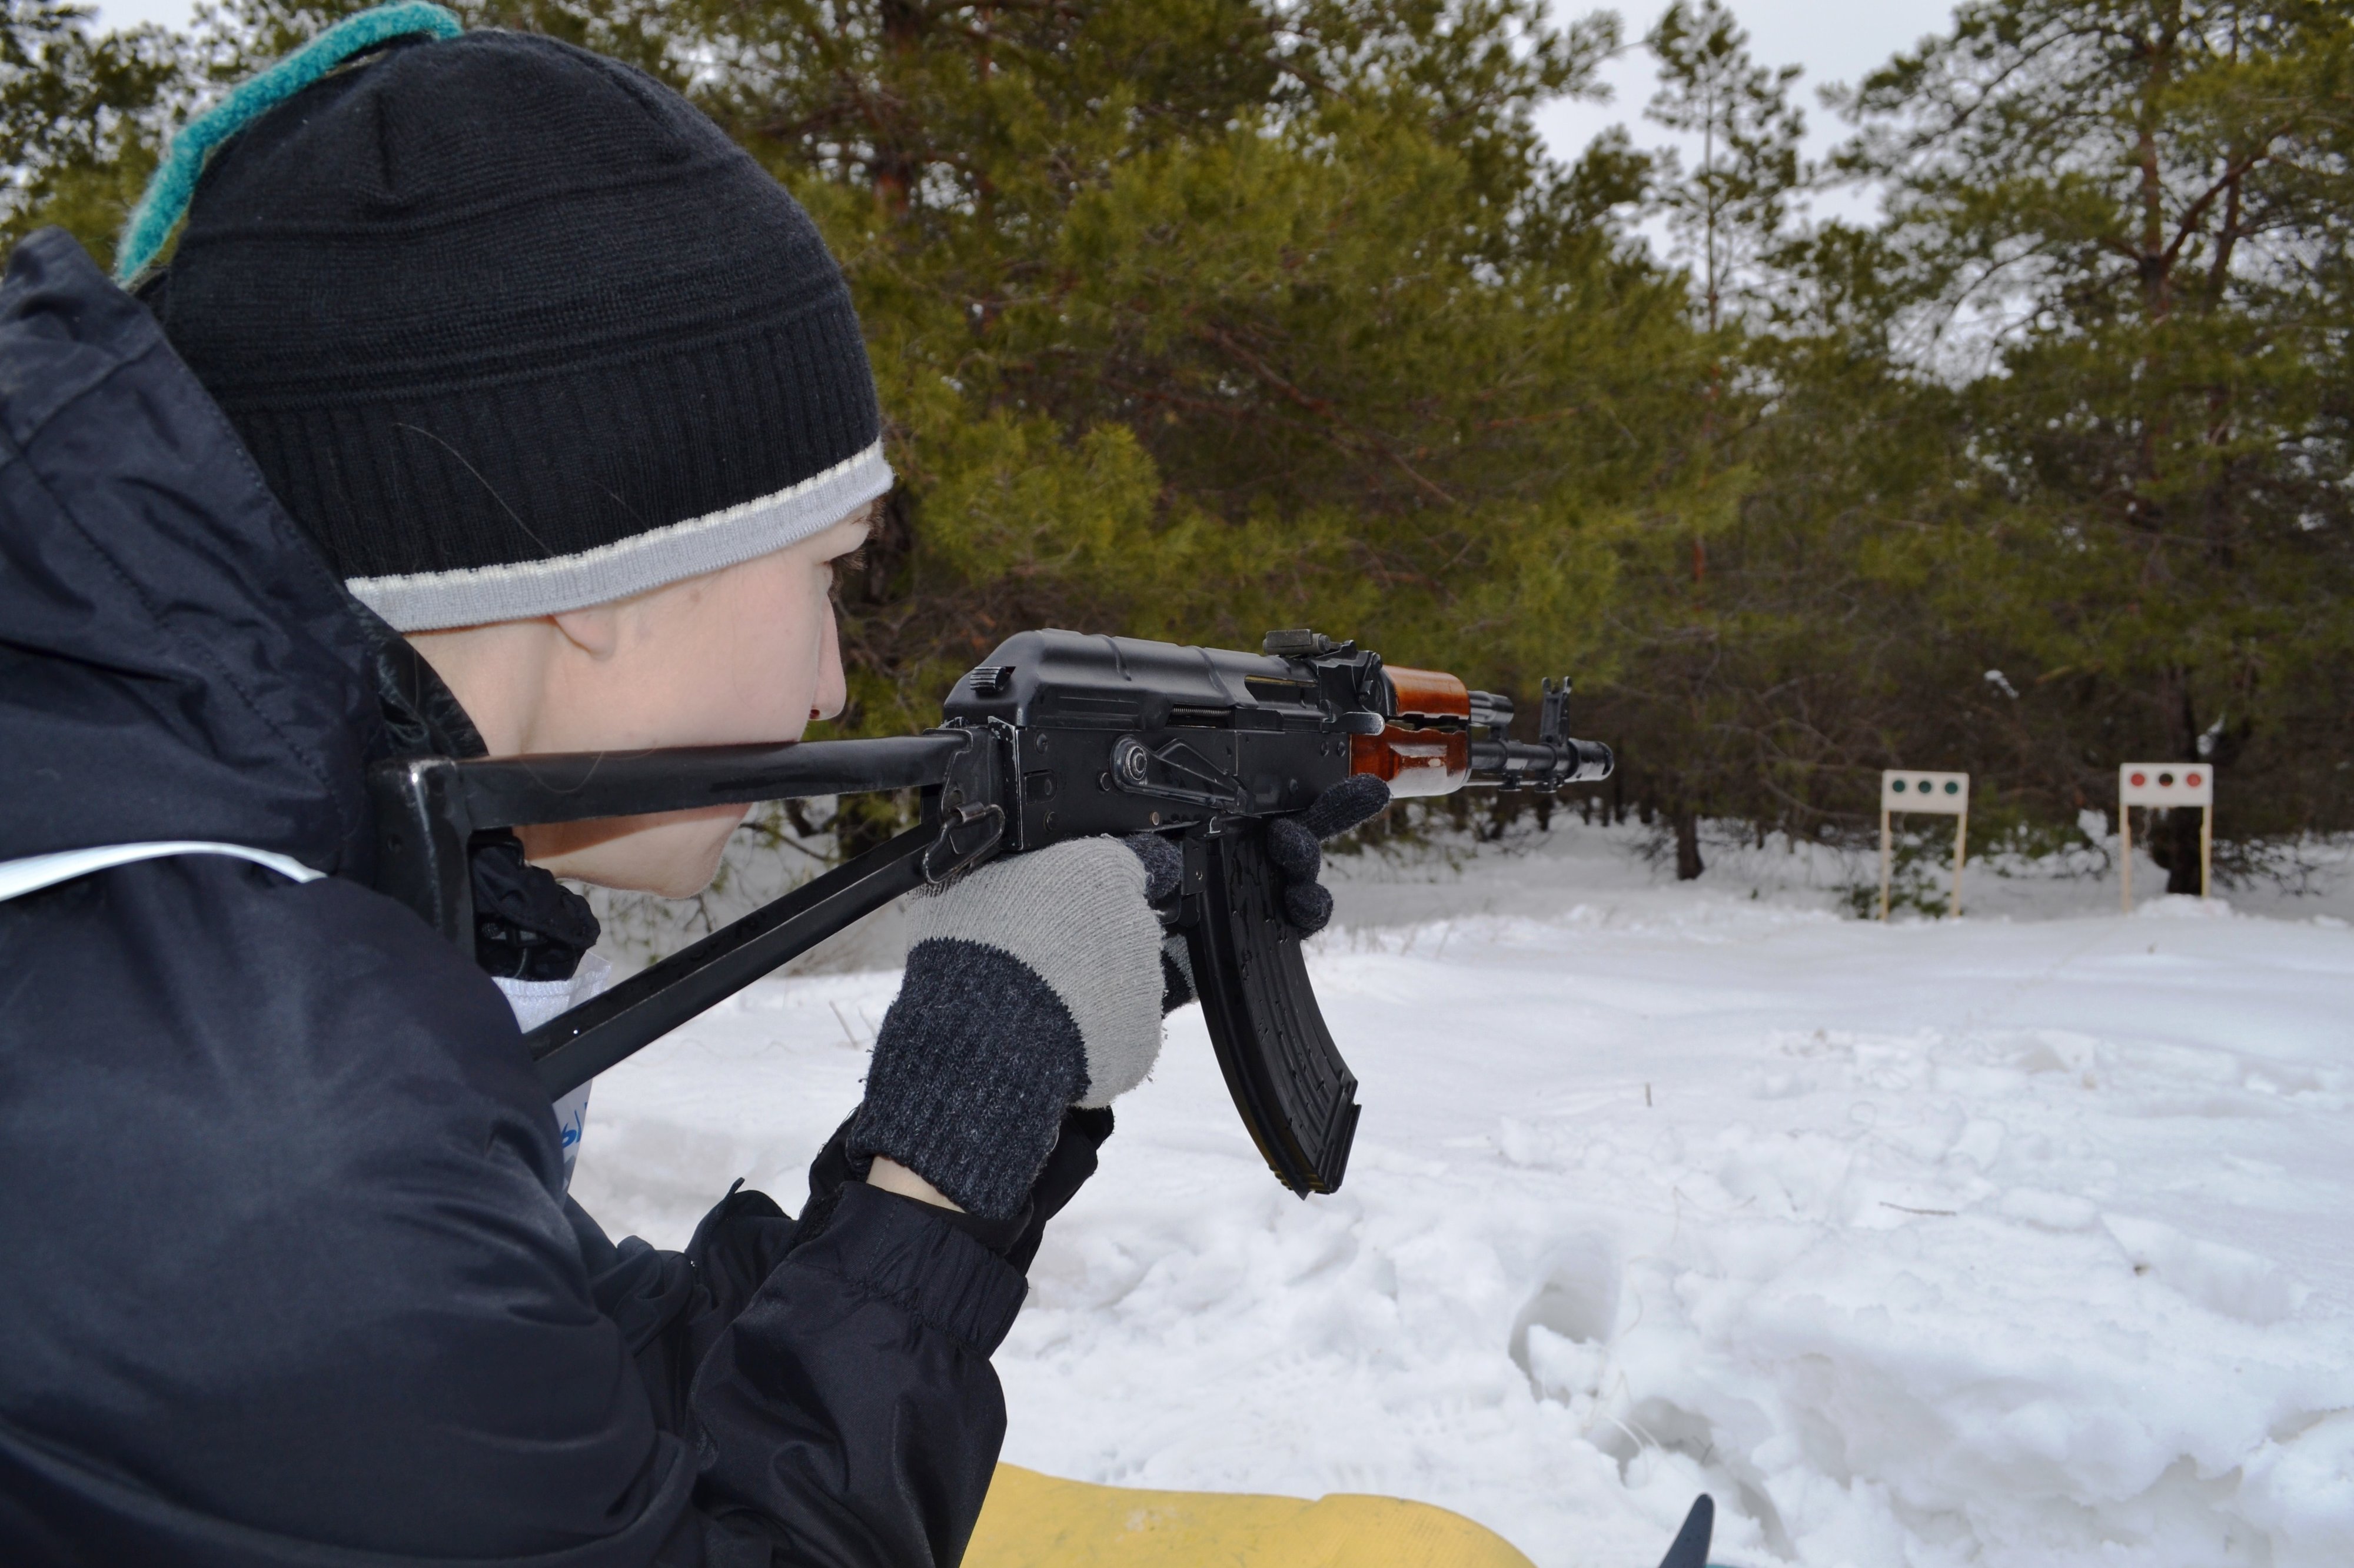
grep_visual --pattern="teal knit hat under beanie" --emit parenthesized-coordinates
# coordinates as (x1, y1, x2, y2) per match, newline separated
(133, 7, 890, 631)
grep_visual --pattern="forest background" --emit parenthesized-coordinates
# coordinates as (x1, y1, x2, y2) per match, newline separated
(6, 0, 2351, 899)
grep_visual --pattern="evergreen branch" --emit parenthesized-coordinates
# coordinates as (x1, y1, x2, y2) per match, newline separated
(1189, 319, 1459, 507)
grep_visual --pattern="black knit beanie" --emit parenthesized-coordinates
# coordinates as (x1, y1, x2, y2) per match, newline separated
(142, 26, 889, 631)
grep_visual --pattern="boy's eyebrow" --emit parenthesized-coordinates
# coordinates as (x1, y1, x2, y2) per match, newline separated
(838, 501, 878, 552)
(827, 511, 875, 583)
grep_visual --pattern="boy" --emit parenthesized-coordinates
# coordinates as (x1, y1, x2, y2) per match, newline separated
(0, 21, 1274, 1563)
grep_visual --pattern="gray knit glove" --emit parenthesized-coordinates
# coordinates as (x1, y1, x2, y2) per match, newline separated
(849, 838, 1167, 1219)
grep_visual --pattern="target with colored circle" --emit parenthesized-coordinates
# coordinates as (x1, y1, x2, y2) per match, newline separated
(2118, 763, 2213, 808)
(1877, 769, 1971, 920)
(1880, 769, 1969, 815)
(2116, 761, 2214, 905)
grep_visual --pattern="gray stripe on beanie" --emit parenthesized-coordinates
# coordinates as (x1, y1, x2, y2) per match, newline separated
(348, 441, 891, 630)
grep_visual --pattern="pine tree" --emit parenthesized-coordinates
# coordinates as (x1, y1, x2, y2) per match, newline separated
(1645, 0, 1806, 334)
(1834, 0, 2354, 887)
(649, 0, 1707, 742)
(1580, 0, 1814, 879)
(0, 0, 185, 266)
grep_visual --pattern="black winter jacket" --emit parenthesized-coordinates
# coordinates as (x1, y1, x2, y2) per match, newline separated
(0, 229, 1037, 1566)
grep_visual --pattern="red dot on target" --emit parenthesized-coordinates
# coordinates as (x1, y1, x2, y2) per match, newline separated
(2187, 772, 2202, 787)
(2130, 771, 2147, 786)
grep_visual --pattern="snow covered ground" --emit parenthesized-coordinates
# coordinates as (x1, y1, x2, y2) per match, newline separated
(569, 825, 2354, 1568)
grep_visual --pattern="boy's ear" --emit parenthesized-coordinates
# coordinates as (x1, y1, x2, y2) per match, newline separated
(551, 604, 622, 660)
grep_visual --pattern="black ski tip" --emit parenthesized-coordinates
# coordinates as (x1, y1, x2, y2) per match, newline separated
(1655, 1493, 1713, 1568)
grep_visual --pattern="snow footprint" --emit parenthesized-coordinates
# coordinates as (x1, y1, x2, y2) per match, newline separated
(2103, 1214, 2309, 1325)
(1510, 1234, 1621, 1409)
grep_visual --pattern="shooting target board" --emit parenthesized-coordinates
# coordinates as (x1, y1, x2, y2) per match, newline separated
(2117, 763, 2213, 905)
(2119, 763, 2213, 808)
(1878, 769, 1971, 920)
(1882, 770, 1970, 815)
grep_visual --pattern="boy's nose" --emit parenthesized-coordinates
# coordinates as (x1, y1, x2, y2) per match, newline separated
(809, 602, 850, 723)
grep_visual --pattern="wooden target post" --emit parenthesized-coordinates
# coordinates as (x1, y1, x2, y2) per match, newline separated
(2117, 763, 2213, 910)
(1878, 770, 1970, 920)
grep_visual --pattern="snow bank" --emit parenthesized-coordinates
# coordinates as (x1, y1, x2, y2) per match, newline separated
(570, 827, 2354, 1567)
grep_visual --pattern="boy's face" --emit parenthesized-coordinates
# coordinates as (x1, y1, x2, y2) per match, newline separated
(409, 508, 873, 898)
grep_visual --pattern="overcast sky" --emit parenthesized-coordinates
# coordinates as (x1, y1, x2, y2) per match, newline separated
(89, 0, 193, 34)
(1535, 0, 1960, 229)
(93, 0, 1963, 225)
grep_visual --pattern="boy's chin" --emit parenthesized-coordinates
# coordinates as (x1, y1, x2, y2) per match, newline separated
(516, 805, 744, 898)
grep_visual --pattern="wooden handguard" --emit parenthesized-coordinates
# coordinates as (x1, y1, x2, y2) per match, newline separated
(1384, 665, 1470, 720)
(1351, 664, 1472, 797)
(1351, 727, 1470, 796)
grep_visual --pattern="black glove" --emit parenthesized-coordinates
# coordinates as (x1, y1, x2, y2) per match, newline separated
(1263, 773, 1392, 935)
(1138, 774, 1392, 1013)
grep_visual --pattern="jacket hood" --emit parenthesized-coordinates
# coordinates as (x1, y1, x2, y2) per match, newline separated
(0, 228, 385, 875)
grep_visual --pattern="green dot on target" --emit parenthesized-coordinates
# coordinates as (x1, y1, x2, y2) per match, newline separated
(1891, 779, 1906, 792)
(1944, 781, 1959, 794)
(1917, 779, 1932, 792)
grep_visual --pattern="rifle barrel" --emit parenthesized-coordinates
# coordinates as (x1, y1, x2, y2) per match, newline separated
(1469, 735, 1614, 789)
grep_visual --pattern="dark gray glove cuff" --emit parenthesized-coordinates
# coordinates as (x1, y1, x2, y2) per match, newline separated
(849, 839, 1163, 1221)
(849, 938, 1090, 1221)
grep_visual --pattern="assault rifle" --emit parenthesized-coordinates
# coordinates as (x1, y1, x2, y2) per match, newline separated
(370, 629, 1613, 1196)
